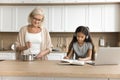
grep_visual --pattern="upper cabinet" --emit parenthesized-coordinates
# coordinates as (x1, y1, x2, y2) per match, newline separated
(48, 6, 65, 32)
(104, 4, 120, 32)
(0, 6, 16, 32)
(15, 6, 50, 32)
(15, 6, 35, 32)
(64, 4, 120, 32)
(64, 5, 88, 32)
(0, 1, 120, 32)
(0, 0, 120, 4)
(106, 0, 120, 2)
(88, 5, 105, 32)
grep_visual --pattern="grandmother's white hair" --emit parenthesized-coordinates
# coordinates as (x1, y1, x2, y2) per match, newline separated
(28, 8, 44, 24)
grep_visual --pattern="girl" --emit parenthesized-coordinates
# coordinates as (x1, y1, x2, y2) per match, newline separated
(64, 26, 95, 61)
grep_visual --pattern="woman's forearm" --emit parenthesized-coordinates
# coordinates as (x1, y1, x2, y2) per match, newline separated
(16, 46, 28, 51)
(36, 49, 50, 58)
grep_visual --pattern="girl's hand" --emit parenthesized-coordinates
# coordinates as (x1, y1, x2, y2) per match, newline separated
(78, 58, 84, 61)
(63, 56, 69, 59)
(78, 57, 90, 61)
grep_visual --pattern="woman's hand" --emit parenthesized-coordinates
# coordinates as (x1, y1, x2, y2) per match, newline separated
(36, 49, 50, 59)
(16, 41, 31, 51)
(36, 52, 44, 59)
(25, 41, 31, 49)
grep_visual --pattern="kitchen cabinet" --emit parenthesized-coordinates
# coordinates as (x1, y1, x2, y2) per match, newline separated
(64, 5, 88, 32)
(0, 3, 120, 32)
(49, 6, 65, 32)
(47, 52, 66, 60)
(15, 6, 35, 31)
(104, 4, 120, 32)
(109, 78, 120, 80)
(106, 0, 120, 2)
(2, 76, 54, 80)
(1, 77, 108, 80)
(54, 78, 107, 80)
(0, 0, 120, 4)
(88, 5, 104, 32)
(0, 6, 16, 32)
(89, 0, 106, 2)
(0, 51, 16, 60)
(64, 0, 89, 3)
(64, 4, 120, 32)
(0, 6, 49, 31)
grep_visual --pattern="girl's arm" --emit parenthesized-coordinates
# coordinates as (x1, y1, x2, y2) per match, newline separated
(78, 49, 92, 61)
(64, 48, 74, 59)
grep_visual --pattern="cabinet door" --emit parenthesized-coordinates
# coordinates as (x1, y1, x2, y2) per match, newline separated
(64, 0, 89, 2)
(16, 6, 49, 32)
(0, 0, 12, 3)
(15, 6, 35, 31)
(0, 7, 1, 31)
(50, 0, 64, 3)
(110, 79, 120, 80)
(0, 52, 16, 60)
(0, 6, 16, 32)
(49, 6, 64, 32)
(37, 6, 50, 31)
(54, 77, 108, 80)
(89, 0, 105, 2)
(2, 76, 54, 80)
(104, 4, 120, 32)
(106, 0, 120, 2)
(64, 5, 88, 32)
(88, 5, 104, 32)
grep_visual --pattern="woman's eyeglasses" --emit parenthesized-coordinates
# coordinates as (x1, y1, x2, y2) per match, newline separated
(32, 17, 43, 22)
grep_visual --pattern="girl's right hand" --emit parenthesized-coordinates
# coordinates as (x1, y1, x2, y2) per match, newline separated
(63, 56, 69, 59)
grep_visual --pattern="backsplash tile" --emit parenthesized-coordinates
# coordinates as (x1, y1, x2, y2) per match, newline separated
(0, 32, 119, 52)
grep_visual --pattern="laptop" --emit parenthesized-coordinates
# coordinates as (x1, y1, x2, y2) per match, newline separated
(93, 47, 120, 65)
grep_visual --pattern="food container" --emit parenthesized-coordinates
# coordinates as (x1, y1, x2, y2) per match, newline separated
(21, 54, 36, 61)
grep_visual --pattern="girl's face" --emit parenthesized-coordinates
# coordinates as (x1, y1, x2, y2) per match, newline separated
(76, 32, 86, 44)
(31, 14, 43, 27)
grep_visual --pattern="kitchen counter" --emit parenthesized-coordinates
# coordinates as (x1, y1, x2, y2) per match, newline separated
(0, 60, 120, 79)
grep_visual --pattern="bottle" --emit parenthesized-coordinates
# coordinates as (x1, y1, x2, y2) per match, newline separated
(106, 42, 110, 47)
(99, 37, 105, 47)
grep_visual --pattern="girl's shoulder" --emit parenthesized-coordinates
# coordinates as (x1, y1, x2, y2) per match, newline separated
(73, 42, 78, 45)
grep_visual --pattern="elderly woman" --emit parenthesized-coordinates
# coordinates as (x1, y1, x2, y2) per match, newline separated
(15, 8, 53, 60)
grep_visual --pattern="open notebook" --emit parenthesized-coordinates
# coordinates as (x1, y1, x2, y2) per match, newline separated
(60, 59, 93, 66)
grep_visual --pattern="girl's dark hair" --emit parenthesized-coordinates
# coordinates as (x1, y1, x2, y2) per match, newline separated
(67, 26, 95, 60)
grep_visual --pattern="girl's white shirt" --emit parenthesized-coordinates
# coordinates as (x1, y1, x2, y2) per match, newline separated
(23, 31, 42, 55)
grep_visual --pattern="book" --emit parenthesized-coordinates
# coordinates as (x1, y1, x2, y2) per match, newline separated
(60, 59, 85, 66)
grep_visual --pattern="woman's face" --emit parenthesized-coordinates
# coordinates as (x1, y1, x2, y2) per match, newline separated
(31, 14, 43, 27)
(76, 32, 86, 44)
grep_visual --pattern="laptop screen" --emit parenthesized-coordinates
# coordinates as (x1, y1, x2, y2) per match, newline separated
(94, 47, 120, 65)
